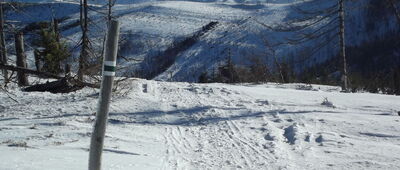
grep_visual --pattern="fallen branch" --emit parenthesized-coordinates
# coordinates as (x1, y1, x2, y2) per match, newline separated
(0, 63, 99, 88)
(0, 86, 19, 103)
(0, 63, 61, 79)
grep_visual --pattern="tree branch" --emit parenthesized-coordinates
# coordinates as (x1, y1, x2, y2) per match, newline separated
(0, 63, 99, 88)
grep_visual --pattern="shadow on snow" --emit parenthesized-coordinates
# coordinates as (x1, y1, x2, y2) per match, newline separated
(108, 107, 343, 126)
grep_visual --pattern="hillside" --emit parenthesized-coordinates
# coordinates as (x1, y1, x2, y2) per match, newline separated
(4, 0, 399, 83)
(1, 79, 399, 169)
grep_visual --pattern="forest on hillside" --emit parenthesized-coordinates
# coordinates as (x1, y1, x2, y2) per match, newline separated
(0, 0, 399, 95)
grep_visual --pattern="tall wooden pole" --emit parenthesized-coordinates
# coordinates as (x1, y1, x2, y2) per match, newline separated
(15, 31, 29, 86)
(0, 1, 8, 83)
(88, 20, 119, 170)
(339, 0, 348, 92)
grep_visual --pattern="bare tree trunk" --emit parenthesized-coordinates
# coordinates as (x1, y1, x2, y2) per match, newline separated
(339, 0, 348, 92)
(272, 51, 285, 83)
(78, 0, 89, 81)
(53, 18, 65, 74)
(53, 18, 70, 77)
(15, 32, 29, 86)
(34, 50, 41, 72)
(0, 2, 8, 83)
(108, 0, 112, 24)
(53, 18, 60, 43)
(78, 0, 83, 80)
(226, 48, 236, 83)
(65, 64, 71, 76)
(100, 0, 114, 61)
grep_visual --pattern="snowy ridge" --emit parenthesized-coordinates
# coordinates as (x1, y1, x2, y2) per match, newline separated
(1, 79, 400, 169)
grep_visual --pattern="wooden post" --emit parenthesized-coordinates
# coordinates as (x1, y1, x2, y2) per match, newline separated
(0, 2, 8, 82)
(339, 0, 348, 92)
(89, 20, 119, 170)
(15, 31, 29, 86)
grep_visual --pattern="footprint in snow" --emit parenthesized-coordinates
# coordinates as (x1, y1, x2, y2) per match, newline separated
(255, 100, 269, 106)
(264, 133, 274, 141)
(283, 124, 297, 145)
(315, 135, 324, 146)
(305, 134, 312, 142)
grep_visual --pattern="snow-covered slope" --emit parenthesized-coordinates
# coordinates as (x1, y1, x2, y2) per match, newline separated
(1, 79, 399, 169)
(4, 0, 399, 81)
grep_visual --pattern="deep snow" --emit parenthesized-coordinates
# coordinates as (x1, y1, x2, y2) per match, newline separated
(1, 79, 400, 169)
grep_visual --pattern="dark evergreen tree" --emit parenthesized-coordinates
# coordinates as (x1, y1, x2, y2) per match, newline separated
(34, 27, 69, 75)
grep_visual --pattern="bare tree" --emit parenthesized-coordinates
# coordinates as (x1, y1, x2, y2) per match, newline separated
(254, 0, 349, 90)
(100, 0, 116, 61)
(338, 0, 348, 91)
(0, 1, 8, 83)
(78, 0, 89, 81)
(78, 0, 118, 82)
(15, 31, 29, 86)
(53, 19, 60, 43)
(108, 0, 117, 24)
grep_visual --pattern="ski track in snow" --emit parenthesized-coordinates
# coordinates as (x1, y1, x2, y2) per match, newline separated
(1, 79, 400, 169)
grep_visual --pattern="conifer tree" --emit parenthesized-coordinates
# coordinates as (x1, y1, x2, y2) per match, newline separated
(34, 27, 69, 75)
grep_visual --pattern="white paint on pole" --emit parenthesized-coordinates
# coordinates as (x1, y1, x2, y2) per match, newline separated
(102, 61, 116, 76)
(102, 71, 115, 76)
(103, 61, 116, 66)
(89, 20, 120, 170)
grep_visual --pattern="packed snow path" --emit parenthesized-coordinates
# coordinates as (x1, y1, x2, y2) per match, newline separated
(1, 79, 400, 169)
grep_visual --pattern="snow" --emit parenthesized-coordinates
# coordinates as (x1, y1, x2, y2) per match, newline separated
(6, 0, 398, 82)
(1, 79, 400, 169)
(1, 1, 399, 168)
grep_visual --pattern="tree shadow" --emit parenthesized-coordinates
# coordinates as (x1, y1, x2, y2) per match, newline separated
(32, 113, 92, 120)
(108, 106, 341, 126)
(81, 148, 140, 156)
(26, 106, 342, 127)
(110, 106, 213, 118)
(0, 118, 19, 122)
